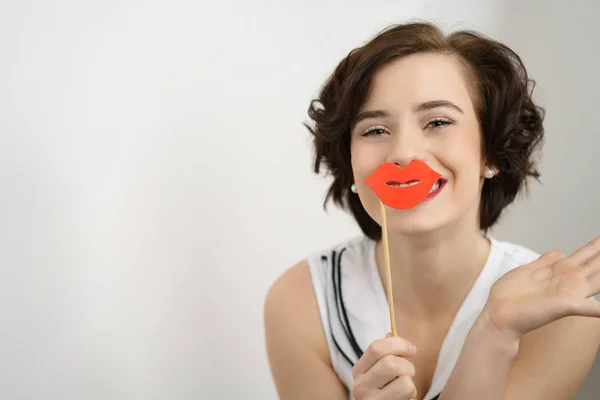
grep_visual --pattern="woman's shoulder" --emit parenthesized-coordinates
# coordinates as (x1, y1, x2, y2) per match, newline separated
(264, 258, 314, 321)
(263, 240, 368, 374)
(264, 257, 330, 364)
(265, 235, 371, 317)
(263, 256, 351, 398)
(264, 235, 372, 346)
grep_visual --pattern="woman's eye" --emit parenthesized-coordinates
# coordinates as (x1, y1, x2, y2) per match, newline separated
(427, 119, 452, 129)
(361, 127, 388, 137)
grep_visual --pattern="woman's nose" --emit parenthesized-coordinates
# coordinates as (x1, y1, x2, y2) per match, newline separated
(386, 128, 425, 168)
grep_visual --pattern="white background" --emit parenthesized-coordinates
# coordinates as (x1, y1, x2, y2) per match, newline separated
(1, 0, 598, 399)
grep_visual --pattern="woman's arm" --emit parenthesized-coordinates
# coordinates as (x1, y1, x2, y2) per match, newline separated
(264, 260, 349, 400)
(438, 311, 519, 400)
(440, 300, 600, 400)
(504, 310, 600, 399)
(440, 241, 600, 400)
(440, 302, 600, 400)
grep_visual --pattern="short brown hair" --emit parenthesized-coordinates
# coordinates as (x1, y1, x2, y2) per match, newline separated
(305, 21, 545, 241)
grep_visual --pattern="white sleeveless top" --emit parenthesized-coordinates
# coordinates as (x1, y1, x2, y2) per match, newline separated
(307, 235, 541, 400)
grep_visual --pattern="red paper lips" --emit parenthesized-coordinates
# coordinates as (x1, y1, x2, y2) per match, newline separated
(364, 160, 442, 209)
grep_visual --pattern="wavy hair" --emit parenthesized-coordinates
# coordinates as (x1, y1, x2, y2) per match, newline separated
(305, 22, 545, 241)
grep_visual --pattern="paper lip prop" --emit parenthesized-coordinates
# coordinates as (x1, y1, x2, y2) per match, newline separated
(364, 160, 443, 209)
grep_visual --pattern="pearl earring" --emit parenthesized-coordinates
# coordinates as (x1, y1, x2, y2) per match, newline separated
(350, 183, 358, 193)
(484, 167, 496, 179)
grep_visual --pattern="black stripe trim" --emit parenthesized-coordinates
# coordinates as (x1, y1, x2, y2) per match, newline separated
(331, 330, 355, 367)
(331, 250, 353, 347)
(321, 254, 355, 367)
(334, 248, 364, 359)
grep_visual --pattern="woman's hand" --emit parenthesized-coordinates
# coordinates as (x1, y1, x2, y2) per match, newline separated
(483, 237, 600, 339)
(351, 334, 418, 400)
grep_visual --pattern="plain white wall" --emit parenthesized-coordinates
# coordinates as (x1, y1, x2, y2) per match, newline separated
(1, 1, 597, 399)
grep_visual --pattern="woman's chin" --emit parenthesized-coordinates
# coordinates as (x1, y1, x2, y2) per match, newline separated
(383, 210, 451, 236)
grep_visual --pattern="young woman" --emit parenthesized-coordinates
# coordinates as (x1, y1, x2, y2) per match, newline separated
(264, 22, 600, 400)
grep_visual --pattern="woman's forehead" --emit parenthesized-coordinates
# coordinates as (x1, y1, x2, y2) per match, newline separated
(363, 53, 475, 112)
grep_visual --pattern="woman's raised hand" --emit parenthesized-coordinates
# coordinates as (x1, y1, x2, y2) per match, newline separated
(483, 237, 600, 338)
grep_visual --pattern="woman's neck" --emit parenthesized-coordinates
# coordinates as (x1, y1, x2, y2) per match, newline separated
(375, 219, 491, 320)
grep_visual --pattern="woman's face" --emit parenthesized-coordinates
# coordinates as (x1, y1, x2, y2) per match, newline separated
(350, 52, 488, 234)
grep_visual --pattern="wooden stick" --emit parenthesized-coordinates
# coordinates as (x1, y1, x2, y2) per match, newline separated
(380, 199, 397, 337)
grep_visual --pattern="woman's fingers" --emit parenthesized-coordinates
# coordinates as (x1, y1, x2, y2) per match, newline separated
(353, 355, 415, 399)
(352, 336, 417, 378)
(560, 237, 600, 298)
(528, 239, 600, 296)
(376, 375, 417, 400)
(581, 238, 600, 275)
(583, 251, 600, 298)
(570, 237, 600, 272)
(354, 354, 415, 393)
(351, 334, 418, 399)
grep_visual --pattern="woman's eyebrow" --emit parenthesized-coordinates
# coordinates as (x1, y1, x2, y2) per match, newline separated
(353, 100, 463, 127)
(414, 100, 464, 114)
(353, 110, 389, 125)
